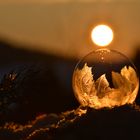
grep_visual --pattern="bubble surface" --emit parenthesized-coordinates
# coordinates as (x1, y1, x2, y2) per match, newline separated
(72, 48, 139, 109)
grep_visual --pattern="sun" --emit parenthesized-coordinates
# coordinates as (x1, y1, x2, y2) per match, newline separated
(91, 24, 114, 47)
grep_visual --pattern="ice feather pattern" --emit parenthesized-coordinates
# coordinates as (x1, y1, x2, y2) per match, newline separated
(73, 63, 139, 109)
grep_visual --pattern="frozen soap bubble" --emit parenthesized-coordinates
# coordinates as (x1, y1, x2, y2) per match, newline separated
(72, 48, 139, 109)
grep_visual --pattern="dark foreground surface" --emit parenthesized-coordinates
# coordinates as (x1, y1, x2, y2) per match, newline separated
(0, 105, 140, 140)
(0, 70, 140, 140)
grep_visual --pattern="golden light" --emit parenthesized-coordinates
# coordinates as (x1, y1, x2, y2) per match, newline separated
(73, 49, 139, 109)
(91, 24, 113, 47)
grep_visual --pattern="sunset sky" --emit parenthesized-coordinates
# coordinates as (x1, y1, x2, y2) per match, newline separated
(0, 0, 140, 58)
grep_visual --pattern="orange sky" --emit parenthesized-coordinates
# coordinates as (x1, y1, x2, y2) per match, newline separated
(0, 1, 140, 59)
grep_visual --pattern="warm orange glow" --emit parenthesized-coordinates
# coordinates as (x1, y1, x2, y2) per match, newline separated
(91, 24, 113, 47)
(73, 63, 139, 109)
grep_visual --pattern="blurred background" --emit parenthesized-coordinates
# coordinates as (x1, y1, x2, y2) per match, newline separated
(0, 0, 140, 58)
(0, 0, 140, 124)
